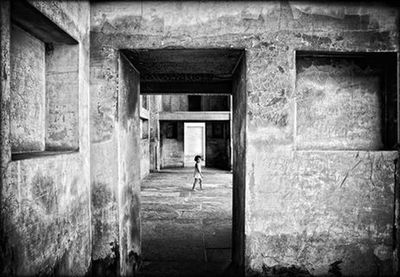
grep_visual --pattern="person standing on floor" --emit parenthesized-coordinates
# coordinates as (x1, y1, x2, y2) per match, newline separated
(192, 155, 204, 191)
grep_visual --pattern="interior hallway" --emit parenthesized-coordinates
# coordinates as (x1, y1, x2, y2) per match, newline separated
(139, 168, 232, 277)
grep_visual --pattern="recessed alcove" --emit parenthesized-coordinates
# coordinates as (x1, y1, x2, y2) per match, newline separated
(295, 51, 397, 150)
(10, 0, 79, 160)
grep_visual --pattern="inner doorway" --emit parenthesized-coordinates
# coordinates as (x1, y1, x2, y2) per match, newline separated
(139, 93, 233, 276)
(184, 122, 206, 167)
(119, 48, 246, 277)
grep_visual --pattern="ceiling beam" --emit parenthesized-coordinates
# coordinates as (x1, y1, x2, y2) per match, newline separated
(140, 73, 231, 82)
(159, 111, 230, 121)
(11, 0, 78, 44)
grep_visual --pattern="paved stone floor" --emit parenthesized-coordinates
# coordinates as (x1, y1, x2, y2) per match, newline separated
(138, 167, 233, 277)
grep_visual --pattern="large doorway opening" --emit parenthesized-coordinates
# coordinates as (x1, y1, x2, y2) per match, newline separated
(184, 122, 206, 167)
(118, 49, 246, 276)
(140, 93, 232, 276)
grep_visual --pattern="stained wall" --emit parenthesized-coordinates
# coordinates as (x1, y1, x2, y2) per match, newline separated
(149, 95, 162, 172)
(118, 54, 141, 275)
(45, 43, 80, 151)
(296, 54, 396, 151)
(10, 24, 45, 153)
(1, 0, 91, 275)
(90, 2, 399, 276)
(140, 120, 150, 179)
(90, 21, 144, 276)
(160, 121, 185, 168)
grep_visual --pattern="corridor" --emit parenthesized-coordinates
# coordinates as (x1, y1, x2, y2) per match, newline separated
(139, 168, 232, 276)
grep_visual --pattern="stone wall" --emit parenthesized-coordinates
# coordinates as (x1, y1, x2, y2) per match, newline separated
(1, 0, 91, 275)
(91, 51, 142, 275)
(140, 96, 151, 179)
(149, 95, 161, 172)
(140, 137, 150, 179)
(90, 2, 399, 276)
(247, 150, 396, 276)
(296, 54, 396, 150)
(90, 29, 120, 277)
(0, 1, 397, 276)
(45, 43, 79, 151)
(117, 54, 141, 275)
(160, 121, 185, 168)
(206, 122, 231, 170)
(10, 24, 45, 153)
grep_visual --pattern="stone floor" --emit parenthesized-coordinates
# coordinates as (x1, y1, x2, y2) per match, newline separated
(138, 167, 233, 277)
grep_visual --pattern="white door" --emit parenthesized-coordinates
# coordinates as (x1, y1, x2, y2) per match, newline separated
(184, 122, 206, 167)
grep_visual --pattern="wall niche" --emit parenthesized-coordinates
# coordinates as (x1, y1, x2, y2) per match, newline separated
(295, 51, 397, 151)
(10, 0, 79, 160)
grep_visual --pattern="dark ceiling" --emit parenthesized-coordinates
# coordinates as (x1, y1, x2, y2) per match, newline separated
(123, 49, 243, 76)
(121, 49, 244, 94)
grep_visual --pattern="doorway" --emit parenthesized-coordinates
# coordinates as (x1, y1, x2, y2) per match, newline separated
(184, 122, 206, 167)
(138, 93, 233, 276)
(118, 48, 246, 276)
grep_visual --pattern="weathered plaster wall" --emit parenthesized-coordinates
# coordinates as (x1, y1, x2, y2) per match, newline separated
(140, 131, 150, 179)
(1, 0, 91, 275)
(247, 150, 396, 276)
(90, 39, 142, 276)
(90, 40, 120, 275)
(296, 56, 392, 150)
(140, 97, 151, 179)
(46, 43, 79, 151)
(118, 54, 141, 275)
(160, 121, 184, 168)
(0, 2, 10, 271)
(10, 22, 80, 154)
(149, 95, 161, 172)
(10, 24, 46, 153)
(90, 1, 399, 276)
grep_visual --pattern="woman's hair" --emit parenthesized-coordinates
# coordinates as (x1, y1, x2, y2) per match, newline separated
(194, 155, 202, 161)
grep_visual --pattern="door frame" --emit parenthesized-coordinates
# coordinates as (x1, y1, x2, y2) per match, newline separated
(121, 49, 247, 275)
(183, 122, 206, 167)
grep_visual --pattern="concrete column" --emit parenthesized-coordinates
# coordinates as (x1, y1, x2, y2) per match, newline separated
(149, 95, 161, 172)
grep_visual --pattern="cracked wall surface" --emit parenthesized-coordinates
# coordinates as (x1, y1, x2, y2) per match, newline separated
(296, 55, 396, 151)
(0, 1, 398, 276)
(90, 1, 398, 276)
(1, 0, 91, 275)
(118, 54, 141, 276)
(10, 24, 46, 153)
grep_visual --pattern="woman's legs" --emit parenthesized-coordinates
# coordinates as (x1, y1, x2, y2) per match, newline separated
(199, 179, 203, 190)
